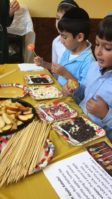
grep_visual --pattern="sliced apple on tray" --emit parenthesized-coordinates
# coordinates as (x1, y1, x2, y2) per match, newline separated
(0, 99, 35, 135)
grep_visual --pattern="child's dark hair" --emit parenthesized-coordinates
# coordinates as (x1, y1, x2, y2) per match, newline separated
(97, 15, 112, 41)
(57, 0, 79, 13)
(58, 7, 90, 40)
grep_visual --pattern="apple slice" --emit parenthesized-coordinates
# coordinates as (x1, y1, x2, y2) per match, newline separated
(11, 122, 18, 130)
(2, 124, 12, 131)
(0, 116, 5, 128)
(6, 109, 17, 114)
(17, 120, 23, 126)
(67, 79, 79, 90)
(18, 114, 33, 121)
(2, 112, 12, 125)
(6, 105, 19, 111)
(23, 108, 32, 115)
(16, 104, 29, 112)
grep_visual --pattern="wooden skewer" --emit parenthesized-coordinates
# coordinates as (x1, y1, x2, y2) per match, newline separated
(0, 127, 29, 181)
(33, 50, 38, 57)
(16, 121, 46, 178)
(18, 121, 42, 178)
(23, 121, 41, 166)
(28, 122, 50, 173)
(0, 133, 22, 178)
(11, 121, 36, 167)
(36, 123, 51, 162)
(11, 121, 41, 181)
(14, 121, 39, 179)
(0, 120, 52, 185)
(0, 121, 40, 183)
(0, 68, 17, 79)
(0, 131, 22, 160)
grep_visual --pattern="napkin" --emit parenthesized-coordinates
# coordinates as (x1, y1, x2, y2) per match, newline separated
(18, 63, 44, 71)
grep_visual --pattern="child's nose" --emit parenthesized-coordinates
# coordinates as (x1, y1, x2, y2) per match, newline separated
(96, 46, 102, 56)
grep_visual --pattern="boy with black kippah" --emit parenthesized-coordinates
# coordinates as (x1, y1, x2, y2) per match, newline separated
(51, 7, 95, 86)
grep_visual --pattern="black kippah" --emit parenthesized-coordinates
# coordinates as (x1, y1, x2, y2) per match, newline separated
(63, 7, 89, 20)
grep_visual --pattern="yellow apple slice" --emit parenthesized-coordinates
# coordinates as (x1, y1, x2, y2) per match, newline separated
(18, 114, 33, 121)
(0, 116, 5, 128)
(67, 79, 79, 90)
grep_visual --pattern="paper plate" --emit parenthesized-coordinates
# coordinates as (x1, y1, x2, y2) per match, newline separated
(52, 116, 106, 146)
(0, 99, 36, 136)
(25, 74, 53, 85)
(30, 139, 55, 174)
(0, 83, 28, 99)
(28, 85, 63, 100)
(35, 101, 78, 122)
(0, 136, 55, 174)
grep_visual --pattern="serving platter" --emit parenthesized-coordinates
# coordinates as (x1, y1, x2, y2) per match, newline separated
(0, 99, 36, 136)
(28, 85, 63, 100)
(0, 136, 54, 173)
(30, 139, 55, 174)
(0, 83, 28, 99)
(0, 119, 55, 186)
(0, 135, 55, 186)
(52, 116, 105, 146)
(25, 74, 53, 85)
(35, 101, 78, 122)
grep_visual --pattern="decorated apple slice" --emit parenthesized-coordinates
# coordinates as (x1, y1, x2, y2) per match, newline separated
(67, 79, 79, 90)
(27, 44, 37, 56)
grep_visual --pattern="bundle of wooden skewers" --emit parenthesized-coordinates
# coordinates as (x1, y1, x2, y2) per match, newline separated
(0, 120, 52, 186)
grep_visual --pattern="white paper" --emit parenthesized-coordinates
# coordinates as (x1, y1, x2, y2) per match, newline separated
(18, 63, 44, 71)
(44, 151, 112, 199)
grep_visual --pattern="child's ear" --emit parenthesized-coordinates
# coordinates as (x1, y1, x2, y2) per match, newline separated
(76, 33, 84, 42)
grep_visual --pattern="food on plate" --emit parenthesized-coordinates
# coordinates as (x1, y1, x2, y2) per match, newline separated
(27, 43, 35, 51)
(2, 124, 12, 131)
(23, 108, 33, 115)
(0, 116, 5, 128)
(25, 74, 53, 85)
(52, 116, 105, 145)
(67, 79, 79, 90)
(36, 102, 77, 121)
(18, 114, 34, 121)
(2, 112, 12, 124)
(30, 77, 49, 84)
(29, 85, 63, 100)
(0, 84, 27, 98)
(27, 44, 37, 57)
(0, 99, 34, 134)
(60, 117, 96, 142)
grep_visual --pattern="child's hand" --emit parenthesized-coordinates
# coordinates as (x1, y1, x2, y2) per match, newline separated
(51, 63, 65, 76)
(62, 82, 74, 96)
(86, 96, 109, 119)
(34, 56, 43, 66)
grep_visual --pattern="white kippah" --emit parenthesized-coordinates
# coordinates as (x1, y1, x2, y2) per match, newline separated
(59, 2, 77, 7)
